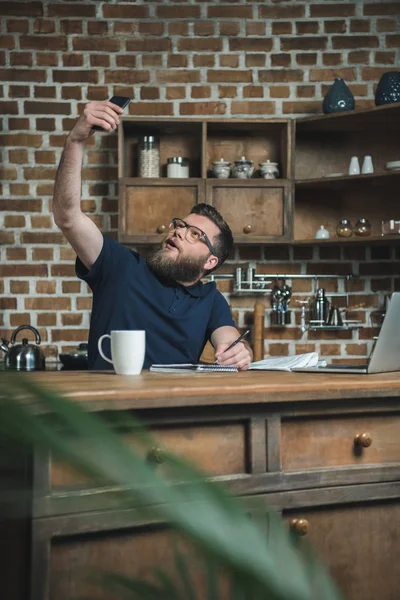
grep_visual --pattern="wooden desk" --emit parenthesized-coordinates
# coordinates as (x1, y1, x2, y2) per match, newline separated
(6, 371, 400, 599)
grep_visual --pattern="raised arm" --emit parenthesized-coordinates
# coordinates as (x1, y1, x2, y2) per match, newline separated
(52, 101, 124, 269)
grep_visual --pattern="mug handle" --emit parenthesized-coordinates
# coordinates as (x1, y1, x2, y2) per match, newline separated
(98, 334, 114, 365)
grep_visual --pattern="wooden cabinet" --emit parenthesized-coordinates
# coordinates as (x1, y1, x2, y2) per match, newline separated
(118, 118, 293, 245)
(118, 105, 400, 246)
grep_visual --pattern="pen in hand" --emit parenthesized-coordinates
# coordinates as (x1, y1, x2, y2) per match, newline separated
(215, 329, 250, 364)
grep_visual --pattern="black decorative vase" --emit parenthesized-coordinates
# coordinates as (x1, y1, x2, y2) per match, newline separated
(375, 71, 400, 106)
(322, 78, 355, 114)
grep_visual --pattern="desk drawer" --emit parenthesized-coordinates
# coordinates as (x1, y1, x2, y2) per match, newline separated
(281, 414, 400, 471)
(50, 421, 248, 489)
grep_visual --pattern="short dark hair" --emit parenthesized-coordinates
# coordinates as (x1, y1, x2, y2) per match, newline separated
(190, 203, 233, 273)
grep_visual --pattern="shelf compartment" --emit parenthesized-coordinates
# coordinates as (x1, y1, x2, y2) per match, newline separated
(206, 119, 292, 179)
(296, 171, 400, 189)
(296, 103, 400, 134)
(119, 118, 204, 179)
(119, 178, 205, 244)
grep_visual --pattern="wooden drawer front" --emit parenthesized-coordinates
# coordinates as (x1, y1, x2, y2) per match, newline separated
(50, 422, 247, 488)
(281, 414, 400, 471)
(211, 184, 284, 237)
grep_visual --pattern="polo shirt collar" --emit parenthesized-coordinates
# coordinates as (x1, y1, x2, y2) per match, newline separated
(179, 279, 206, 297)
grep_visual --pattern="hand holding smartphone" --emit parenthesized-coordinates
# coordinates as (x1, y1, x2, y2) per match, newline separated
(92, 96, 131, 132)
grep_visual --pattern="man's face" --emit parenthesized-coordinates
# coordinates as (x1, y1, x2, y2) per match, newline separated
(147, 214, 220, 284)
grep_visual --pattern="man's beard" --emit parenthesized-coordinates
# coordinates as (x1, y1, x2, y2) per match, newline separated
(147, 243, 210, 284)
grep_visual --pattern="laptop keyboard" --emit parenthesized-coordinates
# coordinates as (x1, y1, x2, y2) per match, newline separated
(325, 364, 368, 369)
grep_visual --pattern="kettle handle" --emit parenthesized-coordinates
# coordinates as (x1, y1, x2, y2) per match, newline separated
(10, 325, 41, 345)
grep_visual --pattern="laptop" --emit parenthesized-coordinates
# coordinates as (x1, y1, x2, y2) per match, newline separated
(292, 292, 400, 374)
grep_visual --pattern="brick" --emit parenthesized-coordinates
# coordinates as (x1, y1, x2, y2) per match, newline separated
(310, 68, 356, 81)
(62, 281, 81, 294)
(268, 343, 290, 356)
(73, 37, 120, 52)
(21, 232, 64, 244)
(140, 87, 160, 101)
(10, 183, 29, 195)
(10, 313, 32, 327)
(34, 18, 56, 34)
(0, 264, 48, 277)
(208, 5, 253, 18)
(20, 35, 67, 51)
(37, 313, 57, 327)
(376, 18, 398, 32)
(350, 19, 371, 33)
(61, 313, 83, 326)
(362, 66, 400, 80)
(157, 70, 201, 84)
(272, 22, 292, 35)
(0, 167, 17, 180)
(218, 86, 237, 99)
(138, 22, 164, 36)
(61, 20, 83, 35)
(207, 70, 252, 83)
(259, 70, 303, 83)
(180, 102, 226, 116)
(36, 53, 58, 67)
(260, 5, 305, 18)
(296, 53, 318, 66)
(229, 38, 273, 52)
(24, 167, 57, 180)
(9, 85, 30, 98)
(364, 2, 400, 15)
(324, 20, 346, 34)
(105, 70, 149, 84)
(48, 3, 95, 17)
(7, 19, 29, 33)
(142, 54, 163, 67)
(53, 70, 99, 84)
(25, 298, 71, 311)
(375, 51, 396, 64)
(52, 329, 89, 342)
(246, 22, 266, 36)
(34, 86, 56, 99)
(0, 2, 42, 16)
(167, 54, 188, 68)
(168, 22, 189, 36)
(31, 215, 53, 227)
(296, 21, 320, 35)
(125, 102, 173, 117)
(348, 50, 371, 64)
(9, 149, 28, 163)
(62, 87, 82, 100)
(220, 55, 239, 68)
(102, 4, 148, 18)
(36, 280, 56, 294)
(191, 86, 211, 99)
(194, 21, 215, 36)
(0, 68, 46, 82)
(220, 22, 240, 36)
(85, 86, 107, 101)
(49, 264, 76, 278)
(88, 21, 108, 36)
(178, 38, 223, 52)
(32, 248, 53, 261)
(320, 344, 341, 356)
(281, 37, 328, 51)
(386, 35, 400, 48)
(323, 53, 344, 66)
(243, 85, 264, 98)
(4, 215, 25, 228)
(271, 54, 292, 68)
(246, 54, 266, 67)
(0, 101, 18, 114)
(193, 55, 215, 67)
(90, 55, 110, 68)
(310, 3, 356, 17)
(297, 85, 316, 98)
(62, 54, 84, 68)
(60, 247, 76, 260)
(10, 281, 29, 294)
(36, 183, 54, 195)
(332, 35, 378, 49)
(269, 86, 290, 98)
(127, 38, 171, 52)
(11, 52, 32, 67)
(231, 101, 275, 115)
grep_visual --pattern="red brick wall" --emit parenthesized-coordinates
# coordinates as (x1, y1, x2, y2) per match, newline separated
(1, 1, 399, 363)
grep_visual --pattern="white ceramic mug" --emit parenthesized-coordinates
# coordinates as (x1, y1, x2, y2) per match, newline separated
(98, 330, 145, 375)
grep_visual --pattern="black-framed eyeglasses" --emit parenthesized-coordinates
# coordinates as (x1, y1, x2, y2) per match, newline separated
(169, 218, 216, 256)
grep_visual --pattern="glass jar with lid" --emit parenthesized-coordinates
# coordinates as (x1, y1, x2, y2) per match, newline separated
(336, 219, 353, 238)
(353, 218, 371, 236)
(138, 135, 160, 178)
(167, 157, 189, 178)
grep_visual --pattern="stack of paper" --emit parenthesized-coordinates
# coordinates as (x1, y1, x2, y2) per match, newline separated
(150, 363, 238, 373)
(249, 352, 319, 372)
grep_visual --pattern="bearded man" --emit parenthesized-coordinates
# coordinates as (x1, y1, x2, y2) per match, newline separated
(52, 100, 253, 370)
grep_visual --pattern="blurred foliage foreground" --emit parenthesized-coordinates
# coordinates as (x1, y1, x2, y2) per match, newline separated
(1, 374, 343, 600)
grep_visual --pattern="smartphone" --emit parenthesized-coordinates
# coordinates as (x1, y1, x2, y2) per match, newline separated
(92, 96, 131, 131)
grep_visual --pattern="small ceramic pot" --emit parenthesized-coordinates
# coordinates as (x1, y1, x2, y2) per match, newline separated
(211, 158, 231, 178)
(259, 161, 279, 179)
(375, 72, 400, 106)
(323, 78, 355, 114)
(231, 156, 254, 179)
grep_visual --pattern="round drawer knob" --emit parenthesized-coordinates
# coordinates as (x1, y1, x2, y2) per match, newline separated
(243, 224, 252, 234)
(146, 447, 166, 464)
(157, 225, 166, 234)
(289, 518, 309, 536)
(354, 432, 372, 447)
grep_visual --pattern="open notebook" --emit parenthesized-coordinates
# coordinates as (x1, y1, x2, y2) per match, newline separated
(150, 363, 238, 373)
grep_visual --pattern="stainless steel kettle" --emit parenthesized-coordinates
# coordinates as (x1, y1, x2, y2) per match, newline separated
(1, 325, 46, 371)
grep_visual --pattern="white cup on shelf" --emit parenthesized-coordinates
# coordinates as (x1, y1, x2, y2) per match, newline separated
(348, 156, 360, 175)
(98, 330, 145, 375)
(361, 155, 374, 174)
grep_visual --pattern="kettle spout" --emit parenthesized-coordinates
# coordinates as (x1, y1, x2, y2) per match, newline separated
(0, 338, 10, 354)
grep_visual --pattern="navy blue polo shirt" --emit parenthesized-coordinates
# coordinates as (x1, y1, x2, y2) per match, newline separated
(76, 235, 235, 370)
